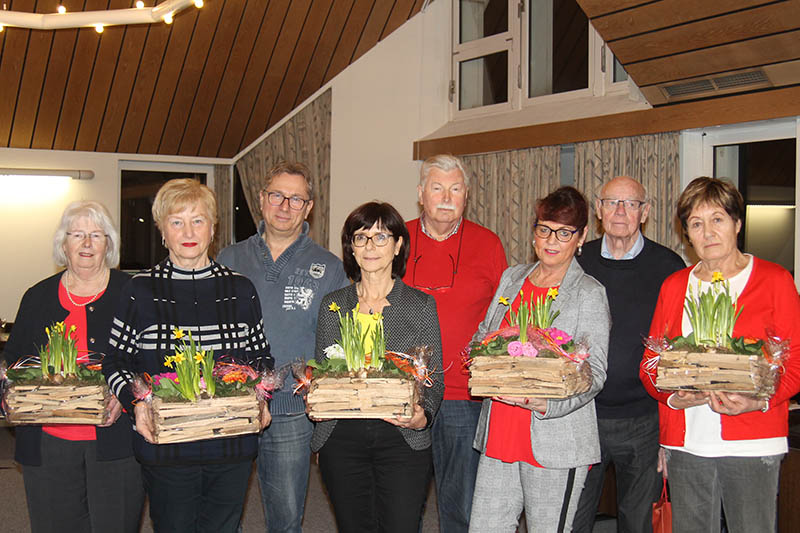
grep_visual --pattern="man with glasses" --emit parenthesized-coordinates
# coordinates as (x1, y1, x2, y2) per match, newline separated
(218, 161, 347, 533)
(403, 154, 507, 533)
(573, 176, 684, 533)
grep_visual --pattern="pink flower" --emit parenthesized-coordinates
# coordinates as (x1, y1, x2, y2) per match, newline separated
(545, 328, 572, 345)
(153, 372, 178, 386)
(522, 343, 538, 357)
(507, 341, 523, 356)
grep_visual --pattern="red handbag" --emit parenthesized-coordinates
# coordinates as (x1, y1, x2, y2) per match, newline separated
(652, 477, 672, 533)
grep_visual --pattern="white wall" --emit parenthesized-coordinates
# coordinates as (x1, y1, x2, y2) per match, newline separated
(0, 149, 220, 320)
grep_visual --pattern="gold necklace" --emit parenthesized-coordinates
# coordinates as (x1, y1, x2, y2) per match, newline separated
(64, 270, 108, 307)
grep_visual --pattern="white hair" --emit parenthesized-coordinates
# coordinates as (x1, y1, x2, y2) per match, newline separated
(419, 154, 470, 188)
(53, 201, 121, 268)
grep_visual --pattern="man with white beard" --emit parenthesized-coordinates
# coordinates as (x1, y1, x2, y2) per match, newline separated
(403, 154, 507, 533)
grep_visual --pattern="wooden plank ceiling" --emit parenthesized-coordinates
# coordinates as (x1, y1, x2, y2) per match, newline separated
(0, 0, 425, 158)
(578, 0, 800, 106)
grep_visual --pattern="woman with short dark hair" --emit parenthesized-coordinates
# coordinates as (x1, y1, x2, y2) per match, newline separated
(469, 186, 610, 532)
(640, 176, 800, 532)
(312, 201, 444, 532)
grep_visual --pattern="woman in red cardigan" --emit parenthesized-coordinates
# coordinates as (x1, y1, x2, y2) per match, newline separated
(639, 177, 800, 533)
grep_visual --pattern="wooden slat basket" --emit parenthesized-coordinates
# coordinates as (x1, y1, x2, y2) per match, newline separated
(656, 350, 777, 398)
(4, 383, 109, 424)
(307, 376, 416, 419)
(150, 392, 260, 444)
(469, 356, 590, 398)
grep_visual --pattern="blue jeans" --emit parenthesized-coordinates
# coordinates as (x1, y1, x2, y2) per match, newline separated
(257, 413, 313, 533)
(431, 400, 482, 533)
(572, 413, 662, 533)
(665, 449, 783, 533)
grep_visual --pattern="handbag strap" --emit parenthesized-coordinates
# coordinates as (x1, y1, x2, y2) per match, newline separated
(661, 476, 669, 502)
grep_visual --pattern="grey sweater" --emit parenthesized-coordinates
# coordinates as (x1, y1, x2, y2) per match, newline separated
(311, 278, 445, 451)
(218, 221, 348, 415)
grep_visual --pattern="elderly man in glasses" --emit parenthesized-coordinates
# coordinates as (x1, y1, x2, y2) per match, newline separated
(572, 176, 685, 533)
(403, 154, 507, 533)
(218, 161, 348, 533)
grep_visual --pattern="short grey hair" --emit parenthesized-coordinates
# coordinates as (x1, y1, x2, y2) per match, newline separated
(419, 154, 470, 188)
(53, 201, 121, 268)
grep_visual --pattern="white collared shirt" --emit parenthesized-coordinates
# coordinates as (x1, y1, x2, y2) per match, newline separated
(600, 232, 645, 260)
(420, 216, 462, 241)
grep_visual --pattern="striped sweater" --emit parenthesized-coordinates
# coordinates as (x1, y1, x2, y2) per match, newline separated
(103, 258, 272, 465)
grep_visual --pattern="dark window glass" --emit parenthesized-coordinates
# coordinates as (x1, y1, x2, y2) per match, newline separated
(459, 51, 509, 110)
(234, 167, 257, 243)
(459, 0, 508, 43)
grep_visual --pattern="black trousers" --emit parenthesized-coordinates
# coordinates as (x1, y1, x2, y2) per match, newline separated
(142, 459, 252, 533)
(318, 420, 432, 533)
(22, 432, 144, 533)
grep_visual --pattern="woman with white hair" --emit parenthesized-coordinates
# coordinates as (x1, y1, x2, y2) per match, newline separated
(3, 200, 144, 533)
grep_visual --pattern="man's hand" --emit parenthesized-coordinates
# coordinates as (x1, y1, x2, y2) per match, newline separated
(259, 400, 272, 430)
(384, 404, 427, 430)
(657, 447, 668, 479)
(134, 401, 156, 444)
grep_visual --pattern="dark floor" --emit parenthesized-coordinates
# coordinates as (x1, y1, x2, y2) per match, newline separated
(0, 425, 615, 532)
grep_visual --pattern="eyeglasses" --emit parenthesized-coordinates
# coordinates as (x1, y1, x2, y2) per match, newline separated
(599, 198, 645, 211)
(264, 191, 311, 210)
(534, 224, 579, 243)
(352, 232, 394, 247)
(410, 222, 464, 291)
(66, 231, 107, 242)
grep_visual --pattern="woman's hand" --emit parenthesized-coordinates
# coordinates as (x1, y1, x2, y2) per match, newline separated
(708, 391, 765, 416)
(495, 396, 548, 412)
(656, 447, 668, 479)
(259, 400, 272, 430)
(99, 395, 123, 427)
(667, 390, 709, 409)
(384, 404, 427, 430)
(133, 401, 156, 444)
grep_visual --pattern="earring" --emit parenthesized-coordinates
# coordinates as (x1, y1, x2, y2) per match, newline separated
(577, 245, 583, 257)
(161, 236, 166, 247)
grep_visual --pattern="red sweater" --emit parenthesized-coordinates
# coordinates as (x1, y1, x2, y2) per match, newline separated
(403, 218, 507, 400)
(639, 258, 800, 445)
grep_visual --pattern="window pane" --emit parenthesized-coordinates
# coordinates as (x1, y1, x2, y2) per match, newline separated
(459, 51, 509, 110)
(459, 0, 508, 44)
(613, 56, 628, 83)
(529, 0, 588, 97)
(234, 167, 256, 243)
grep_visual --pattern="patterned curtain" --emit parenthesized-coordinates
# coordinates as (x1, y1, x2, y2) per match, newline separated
(235, 89, 332, 248)
(573, 132, 682, 254)
(462, 146, 561, 265)
(213, 164, 233, 254)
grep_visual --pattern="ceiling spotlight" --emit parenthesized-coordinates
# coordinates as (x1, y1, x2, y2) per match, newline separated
(136, 1, 144, 8)
(57, 5, 66, 14)
(94, 23, 104, 33)
(163, 12, 173, 24)
(194, 0, 203, 7)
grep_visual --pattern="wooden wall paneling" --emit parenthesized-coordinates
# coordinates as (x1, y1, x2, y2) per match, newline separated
(31, 26, 79, 149)
(413, 85, 800, 159)
(239, 0, 313, 155)
(53, 0, 110, 151)
(381, 0, 418, 40)
(626, 30, 800, 87)
(321, 0, 375, 85)
(592, 0, 775, 42)
(267, 0, 334, 130)
(576, 0, 652, 19)
(351, 0, 393, 62)
(95, 24, 149, 153)
(75, 0, 130, 152)
(0, 1, 37, 146)
(610, 2, 800, 65)
(115, 23, 170, 153)
(294, 0, 355, 106)
(158, 0, 228, 155)
(411, 0, 427, 15)
(181, 0, 266, 156)
(216, 0, 291, 158)
(137, 10, 198, 154)
(11, 20, 57, 148)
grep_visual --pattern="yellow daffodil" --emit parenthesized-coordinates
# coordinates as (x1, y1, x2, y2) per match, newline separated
(45, 327, 50, 336)
(164, 356, 174, 368)
(194, 352, 205, 363)
(371, 312, 383, 321)
(173, 352, 185, 364)
(69, 324, 77, 333)
(711, 271, 725, 283)
(173, 328, 185, 339)
(328, 302, 341, 313)
(547, 287, 559, 299)
(498, 296, 510, 306)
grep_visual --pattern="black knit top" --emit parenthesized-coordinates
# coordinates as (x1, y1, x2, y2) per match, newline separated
(103, 259, 272, 465)
(577, 237, 685, 419)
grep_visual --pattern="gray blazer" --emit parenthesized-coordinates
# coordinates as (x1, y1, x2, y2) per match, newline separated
(472, 258, 610, 468)
(311, 278, 445, 452)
